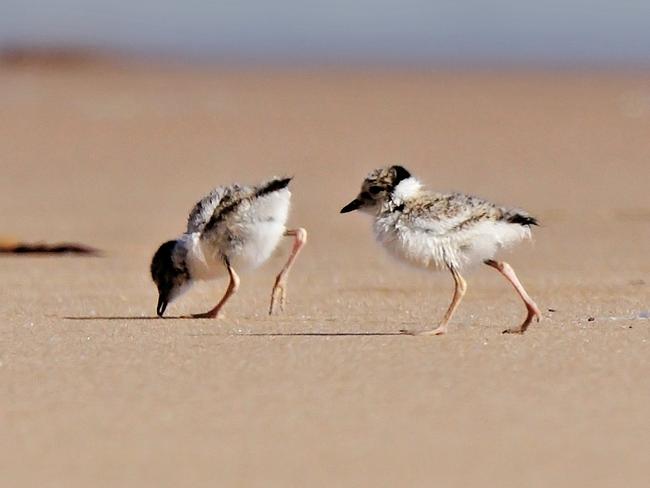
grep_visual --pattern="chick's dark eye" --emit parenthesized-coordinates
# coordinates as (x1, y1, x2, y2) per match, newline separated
(368, 186, 382, 194)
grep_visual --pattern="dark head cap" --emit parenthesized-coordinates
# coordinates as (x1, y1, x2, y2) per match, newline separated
(150, 240, 189, 317)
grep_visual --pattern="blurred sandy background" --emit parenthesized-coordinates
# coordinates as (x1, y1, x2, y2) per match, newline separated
(2, 1, 650, 486)
(1, 59, 649, 487)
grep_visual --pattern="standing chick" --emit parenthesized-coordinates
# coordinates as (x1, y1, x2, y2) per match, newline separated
(341, 165, 540, 335)
(151, 177, 307, 318)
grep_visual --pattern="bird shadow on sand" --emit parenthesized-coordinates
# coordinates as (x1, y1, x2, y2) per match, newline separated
(227, 331, 402, 337)
(61, 316, 404, 336)
(63, 315, 190, 321)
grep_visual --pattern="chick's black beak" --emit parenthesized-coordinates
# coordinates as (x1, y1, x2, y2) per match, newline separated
(340, 199, 362, 213)
(156, 294, 168, 317)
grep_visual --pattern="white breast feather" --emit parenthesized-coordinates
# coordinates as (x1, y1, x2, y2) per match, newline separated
(374, 211, 531, 271)
(180, 233, 224, 280)
(199, 189, 291, 273)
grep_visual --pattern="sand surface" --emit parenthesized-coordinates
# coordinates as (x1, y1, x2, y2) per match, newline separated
(1, 63, 649, 487)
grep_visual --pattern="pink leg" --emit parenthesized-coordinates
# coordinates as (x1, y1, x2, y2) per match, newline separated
(401, 266, 467, 336)
(190, 260, 240, 319)
(485, 259, 541, 334)
(269, 228, 307, 315)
